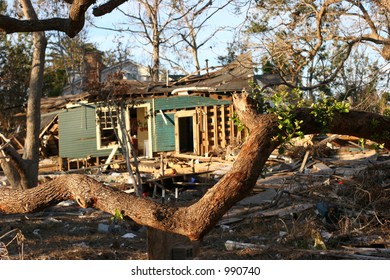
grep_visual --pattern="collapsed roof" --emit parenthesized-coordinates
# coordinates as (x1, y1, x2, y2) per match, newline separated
(41, 52, 254, 113)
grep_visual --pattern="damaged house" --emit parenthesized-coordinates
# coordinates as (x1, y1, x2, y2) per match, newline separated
(39, 53, 254, 171)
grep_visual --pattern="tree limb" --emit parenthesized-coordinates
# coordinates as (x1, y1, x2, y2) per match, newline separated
(0, 94, 389, 240)
(93, 0, 128, 17)
(0, 0, 95, 37)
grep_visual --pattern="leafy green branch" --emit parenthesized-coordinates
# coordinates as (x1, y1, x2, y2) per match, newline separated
(266, 89, 305, 154)
(310, 94, 350, 130)
(266, 90, 350, 154)
(230, 112, 247, 133)
(111, 209, 124, 224)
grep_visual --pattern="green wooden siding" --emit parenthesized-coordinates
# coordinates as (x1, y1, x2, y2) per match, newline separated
(149, 96, 231, 153)
(59, 105, 113, 158)
(153, 96, 230, 111)
(58, 96, 231, 158)
(153, 112, 175, 152)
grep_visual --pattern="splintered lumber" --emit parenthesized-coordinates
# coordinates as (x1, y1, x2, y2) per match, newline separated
(342, 246, 390, 256)
(295, 249, 388, 260)
(173, 181, 214, 187)
(225, 240, 268, 251)
(333, 148, 378, 161)
(102, 145, 119, 171)
(213, 106, 218, 149)
(221, 105, 227, 148)
(299, 150, 310, 173)
(167, 152, 231, 163)
(347, 235, 390, 247)
(65, 160, 126, 173)
(316, 134, 340, 146)
(251, 203, 314, 218)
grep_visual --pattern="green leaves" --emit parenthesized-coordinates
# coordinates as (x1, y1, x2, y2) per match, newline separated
(310, 94, 350, 130)
(267, 89, 304, 154)
(267, 90, 350, 154)
(111, 209, 124, 223)
(230, 112, 247, 133)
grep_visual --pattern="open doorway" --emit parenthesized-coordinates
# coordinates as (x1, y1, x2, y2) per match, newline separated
(175, 110, 198, 154)
(178, 116, 194, 153)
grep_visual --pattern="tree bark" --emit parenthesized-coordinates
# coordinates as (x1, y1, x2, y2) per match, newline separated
(22, 31, 47, 189)
(93, 0, 128, 17)
(150, 0, 160, 82)
(0, 0, 47, 189)
(0, 94, 389, 241)
(5, 0, 47, 189)
(0, 0, 96, 37)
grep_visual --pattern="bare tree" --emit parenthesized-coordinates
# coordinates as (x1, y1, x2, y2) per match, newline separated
(335, 47, 385, 112)
(102, 0, 182, 81)
(169, 0, 236, 73)
(46, 31, 96, 95)
(245, 0, 390, 92)
(0, 0, 47, 190)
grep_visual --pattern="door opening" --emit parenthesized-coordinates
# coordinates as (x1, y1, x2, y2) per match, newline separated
(178, 116, 194, 153)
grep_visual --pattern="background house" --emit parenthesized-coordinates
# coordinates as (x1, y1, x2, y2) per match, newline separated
(62, 51, 151, 95)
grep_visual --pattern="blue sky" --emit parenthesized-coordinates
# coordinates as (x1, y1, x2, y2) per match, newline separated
(3, 0, 248, 73)
(85, 3, 247, 73)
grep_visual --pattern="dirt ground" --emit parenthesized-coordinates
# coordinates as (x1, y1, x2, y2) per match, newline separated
(1, 144, 390, 260)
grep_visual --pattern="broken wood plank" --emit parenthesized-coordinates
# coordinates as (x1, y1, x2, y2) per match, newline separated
(65, 160, 126, 173)
(315, 134, 340, 146)
(167, 152, 232, 163)
(229, 105, 236, 143)
(295, 249, 388, 260)
(102, 145, 119, 172)
(221, 105, 226, 148)
(346, 235, 390, 247)
(342, 246, 390, 256)
(213, 105, 218, 150)
(173, 182, 214, 187)
(251, 203, 314, 218)
(348, 140, 364, 150)
(225, 240, 268, 251)
(160, 153, 165, 176)
(217, 217, 243, 226)
(204, 106, 209, 155)
(299, 150, 310, 173)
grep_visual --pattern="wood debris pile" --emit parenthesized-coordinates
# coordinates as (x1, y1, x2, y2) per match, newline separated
(206, 135, 390, 259)
(1, 133, 389, 260)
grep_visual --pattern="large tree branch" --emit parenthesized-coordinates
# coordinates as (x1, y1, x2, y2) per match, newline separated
(0, 16, 68, 34)
(93, 0, 128, 16)
(0, 0, 95, 37)
(0, 94, 389, 241)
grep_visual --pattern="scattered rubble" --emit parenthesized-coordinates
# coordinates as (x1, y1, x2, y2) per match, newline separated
(1, 134, 390, 259)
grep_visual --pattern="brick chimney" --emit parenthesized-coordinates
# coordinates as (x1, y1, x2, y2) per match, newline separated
(83, 51, 104, 87)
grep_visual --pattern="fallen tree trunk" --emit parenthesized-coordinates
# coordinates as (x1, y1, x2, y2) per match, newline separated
(0, 94, 389, 241)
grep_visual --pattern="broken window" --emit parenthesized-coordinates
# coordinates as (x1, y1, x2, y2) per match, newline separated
(96, 107, 119, 149)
